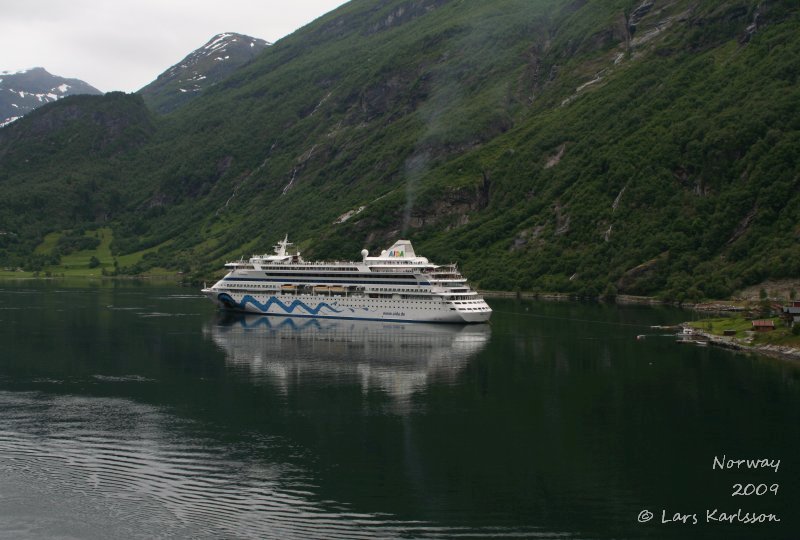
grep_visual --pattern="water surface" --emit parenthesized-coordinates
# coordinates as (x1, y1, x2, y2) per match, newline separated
(1, 281, 798, 538)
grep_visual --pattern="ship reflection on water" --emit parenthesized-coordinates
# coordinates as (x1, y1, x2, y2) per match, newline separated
(205, 313, 490, 408)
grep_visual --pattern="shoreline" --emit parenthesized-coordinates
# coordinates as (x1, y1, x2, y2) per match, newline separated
(0, 274, 182, 284)
(681, 327, 800, 364)
(480, 290, 665, 304)
(480, 290, 706, 309)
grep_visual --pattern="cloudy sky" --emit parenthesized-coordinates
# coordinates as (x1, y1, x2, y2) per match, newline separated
(1, 0, 349, 93)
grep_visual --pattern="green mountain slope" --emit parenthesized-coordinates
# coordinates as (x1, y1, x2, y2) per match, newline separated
(1, 0, 798, 300)
(0, 92, 154, 262)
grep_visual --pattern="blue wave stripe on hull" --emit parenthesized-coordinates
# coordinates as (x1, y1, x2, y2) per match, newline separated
(240, 312, 436, 324)
(218, 293, 345, 315)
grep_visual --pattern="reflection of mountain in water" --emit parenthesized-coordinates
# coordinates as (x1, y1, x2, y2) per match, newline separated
(205, 314, 490, 404)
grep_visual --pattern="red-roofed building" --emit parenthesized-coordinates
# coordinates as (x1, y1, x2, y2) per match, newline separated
(752, 319, 775, 331)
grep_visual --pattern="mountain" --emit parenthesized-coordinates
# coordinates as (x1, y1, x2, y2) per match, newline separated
(1, 0, 799, 302)
(0, 67, 102, 127)
(139, 33, 270, 114)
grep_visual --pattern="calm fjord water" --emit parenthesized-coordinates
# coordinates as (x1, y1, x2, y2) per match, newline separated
(1, 281, 798, 539)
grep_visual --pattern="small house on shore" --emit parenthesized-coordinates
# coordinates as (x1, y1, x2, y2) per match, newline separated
(751, 319, 775, 332)
(782, 302, 800, 327)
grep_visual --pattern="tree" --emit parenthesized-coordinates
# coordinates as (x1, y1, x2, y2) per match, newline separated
(602, 282, 618, 302)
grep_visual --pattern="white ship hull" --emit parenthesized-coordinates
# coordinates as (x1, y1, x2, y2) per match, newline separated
(202, 289, 491, 323)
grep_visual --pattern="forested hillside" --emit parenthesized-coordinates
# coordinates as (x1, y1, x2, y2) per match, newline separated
(1, 0, 798, 300)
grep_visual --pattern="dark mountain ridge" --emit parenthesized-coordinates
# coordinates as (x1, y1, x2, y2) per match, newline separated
(1, 0, 798, 301)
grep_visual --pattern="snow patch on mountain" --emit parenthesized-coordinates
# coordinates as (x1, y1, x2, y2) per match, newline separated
(0, 116, 21, 128)
(205, 33, 233, 51)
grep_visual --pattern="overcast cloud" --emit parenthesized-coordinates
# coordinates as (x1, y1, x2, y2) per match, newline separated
(1, 0, 349, 92)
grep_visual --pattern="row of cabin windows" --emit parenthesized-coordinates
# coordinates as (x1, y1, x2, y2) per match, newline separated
(225, 284, 438, 294)
(257, 266, 360, 272)
(227, 292, 443, 307)
(240, 272, 416, 279)
(225, 278, 420, 286)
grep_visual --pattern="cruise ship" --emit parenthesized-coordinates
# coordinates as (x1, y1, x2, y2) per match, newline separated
(202, 236, 491, 323)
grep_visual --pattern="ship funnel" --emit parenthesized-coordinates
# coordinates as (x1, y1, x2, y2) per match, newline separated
(385, 240, 416, 259)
